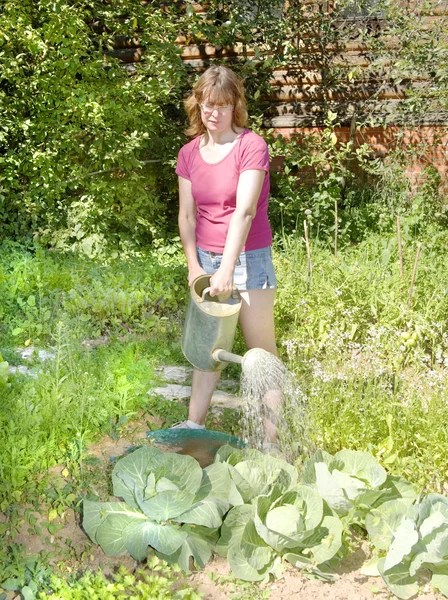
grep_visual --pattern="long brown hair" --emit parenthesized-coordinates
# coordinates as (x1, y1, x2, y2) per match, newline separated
(184, 65, 248, 138)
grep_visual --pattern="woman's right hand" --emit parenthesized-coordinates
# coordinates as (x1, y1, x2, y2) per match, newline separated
(188, 265, 207, 287)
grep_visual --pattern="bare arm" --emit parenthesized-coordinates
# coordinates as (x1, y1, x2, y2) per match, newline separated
(209, 169, 266, 297)
(178, 176, 206, 286)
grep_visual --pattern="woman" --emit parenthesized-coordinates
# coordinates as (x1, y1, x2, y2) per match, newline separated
(175, 65, 279, 444)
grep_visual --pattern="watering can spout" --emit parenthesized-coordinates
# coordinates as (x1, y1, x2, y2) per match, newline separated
(212, 348, 243, 365)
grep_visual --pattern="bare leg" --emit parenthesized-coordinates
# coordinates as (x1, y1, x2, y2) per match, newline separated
(188, 369, 221, 425)
(239, 289, 281, 443)
(239, 289, 277, 354)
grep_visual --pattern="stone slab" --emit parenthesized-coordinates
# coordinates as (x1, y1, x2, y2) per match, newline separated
(150, 384, 243, 409)
(17, 346, 56, 361)
(155, 365, 193, 383)
(8, 365, 38, 379)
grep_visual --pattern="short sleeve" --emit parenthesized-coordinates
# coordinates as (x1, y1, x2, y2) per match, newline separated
(239, 134, 270, 173)
(175, 145, 191, 180)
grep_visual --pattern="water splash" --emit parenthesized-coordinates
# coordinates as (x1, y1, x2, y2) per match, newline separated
(239, 349, 310, 462)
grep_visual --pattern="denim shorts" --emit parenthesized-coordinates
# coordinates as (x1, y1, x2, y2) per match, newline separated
(197, 246, 277, 291)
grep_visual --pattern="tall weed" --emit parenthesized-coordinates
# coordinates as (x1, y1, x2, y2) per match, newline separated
(0, 333, 155, 505)
(274, 227, 448, 490)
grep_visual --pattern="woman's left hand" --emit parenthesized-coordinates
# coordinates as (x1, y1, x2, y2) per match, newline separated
(209, 266, 234, 298)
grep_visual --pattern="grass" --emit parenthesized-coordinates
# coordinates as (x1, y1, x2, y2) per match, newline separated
(0, 334, 157, 505)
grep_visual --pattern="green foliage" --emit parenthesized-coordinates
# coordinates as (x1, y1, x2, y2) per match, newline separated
(2, 0, 446, 253)
(266, 114, 381, 241)
(0, 241, 186, 345)
(274, 225, 448, 490)
(0, 544, 53, 600)
(0, 241, 190, 503)
(0, 352, 8, 385)
(301, 450, 416, 525)
(0, 334, 155, 505)
(0, 0, 186, 254)
(366, 494, 448, 599)
(275, 228, 448, 368)
(36, 558, 202, 599)
(83, 446, 236, 569)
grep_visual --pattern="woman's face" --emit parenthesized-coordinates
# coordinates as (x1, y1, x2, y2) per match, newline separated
(199, 97, 234, 133)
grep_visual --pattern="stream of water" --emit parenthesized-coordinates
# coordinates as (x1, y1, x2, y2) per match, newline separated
(239, 348, 310, 461)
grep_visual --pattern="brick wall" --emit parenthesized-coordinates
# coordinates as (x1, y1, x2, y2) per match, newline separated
(273, 125, 448, 190)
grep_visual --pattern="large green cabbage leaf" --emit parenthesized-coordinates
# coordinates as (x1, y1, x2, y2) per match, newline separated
(112, 446, 203, 510)
(214, 446, 298, 501)
(83, 447, 232, 564)
(156, 524, 217, 571)
(215, 504, 275, 581)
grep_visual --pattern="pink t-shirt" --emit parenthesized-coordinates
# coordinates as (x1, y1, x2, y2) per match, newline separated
(175, 129, 272, 252)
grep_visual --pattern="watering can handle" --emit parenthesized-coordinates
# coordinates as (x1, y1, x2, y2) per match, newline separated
(200, 287, 233, 303)
(201, 287, 212, 300)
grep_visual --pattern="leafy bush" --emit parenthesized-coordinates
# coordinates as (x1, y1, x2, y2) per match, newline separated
(266, 113, 382, 243)
(0, 1, 186, 254)
(2, 0, 446, 254)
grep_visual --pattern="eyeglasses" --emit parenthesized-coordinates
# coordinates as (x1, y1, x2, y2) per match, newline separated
(199, 103, 234, 114)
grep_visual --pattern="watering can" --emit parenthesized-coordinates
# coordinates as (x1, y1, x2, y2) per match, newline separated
(182, 274, 244, 371)
(146, 275, 278, 464)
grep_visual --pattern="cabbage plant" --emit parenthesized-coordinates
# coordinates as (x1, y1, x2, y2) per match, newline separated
(83, 446, 239, 570)
(301, 449, 417, 525)
(366, 493, 448, 599)
(214, 447, 343, 581)
(83, 444, 448, 598)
